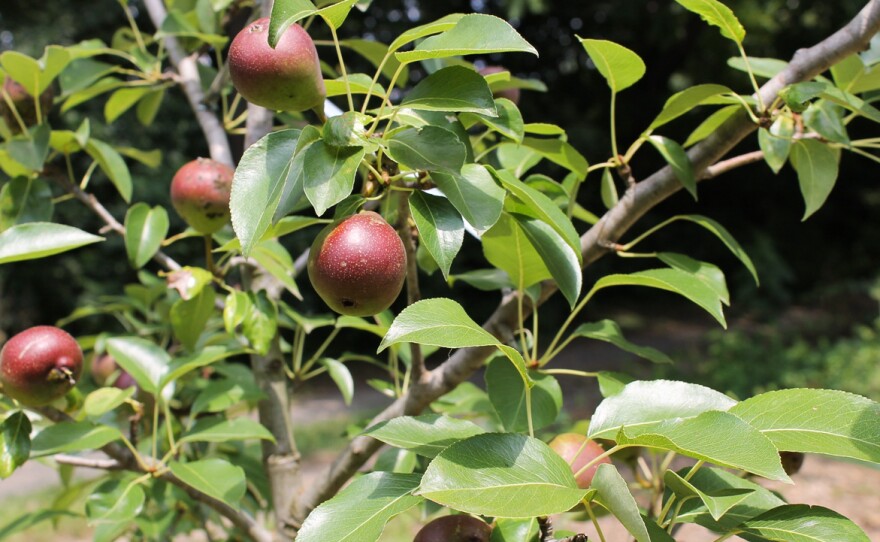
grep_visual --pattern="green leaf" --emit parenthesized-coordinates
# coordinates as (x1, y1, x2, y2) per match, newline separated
(600, 168, 619, 209)
(617, 411, 790, 482)
(647, 135, 696, 199)
(320, 358, 354, 406)
(230, 129, 302, 255)
(303, 141, 366, 216)
(402, 66, 496, 115)
(409, 191, 464, 279)
(104, 87, 151, 123)
(389, 13, 465, 52)
(740, 505, 871, 542)
(804, 100, 849, 144)
(106, 336, 171, 395)
(161, 346, 235, 391)
(0, 222, 103, 264)
(570, 320, 674, 364)
(483, 213, 551, 289)
(250, 240, 302, 299)
(340, 39, 407, 87)
(592, 463, 651, 542)
(759, 115, 794, 174)
(597, 371, 634, 398)
(181, 416, 275, 444)
(316, 0, 359, 29)
(520, 137, 589, 180)
(486, 358, 561, 432)
(431, 163, 505, 234)
(323, 111, 374, 149)
(675, 0, 745, 43)
(729, 55, 788, 78)
(417, 433, 588, 517)
(156, 10, 227, 45)
(730, 388, 880, 464)
(577, 38, 645, 92)
(124, 203, 169, 268)
(269, 0, 317, 47)
(192, 365, 263, 415)
(362, 414, 486, 458)
(169, 459, 246, 509)
(6, 124, 50, 171)
(675, 467, 786, 529)
(588, 380, 737, 440)
(242, 291, 278, 355)
(170, 288, 215, 352)
(593, 268, 727, 327)
(325, 74, 387, 98)
(135, 88, 164, 126)
(464, 97, 524, 143)
(395, 14, 537, 63)
(86, 479, 145, 542)
(657, 252, 729, 305)
(297, 472, 423, 542)
(388, 126, 466, 173)
(0, 510, 79, 539)
(789, 139, 839, 220)
(31, 422, 122, 456)
(0, 176, 53, 231)
(83, 387, 136, 418)
(0, 412, 31, 478)
(490, 518, 540, 542)
(85, 139, 132, 202)
(684, 104, 740, 147)
(378, 298, 499, 352)
(651, 83, 736, 130)
(275, 126, 322, 221)
(663, 470, 753, 521)
(658, 215, 758, 285)
(511, 213, 582, 307)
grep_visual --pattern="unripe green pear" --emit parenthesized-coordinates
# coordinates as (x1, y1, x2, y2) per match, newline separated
(228, 17, 326, 112)
(170, 158, 234, 234)
(548, 433, 611, 488)
(413, 515, 492, 542)
(0, 326, 83, 406)
(307, 211, 406, 316)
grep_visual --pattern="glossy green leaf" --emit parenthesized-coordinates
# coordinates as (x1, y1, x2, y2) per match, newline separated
(297, 472, 423, 542)
(647, 135, 696, 199)
(684, 104, 740, 147)
(6, 124, 50, 171)
(124, 203, 169, 268)
(804, 100, 849, 144)
(578, 38, 645, 92)
(448, 268, 513, 291)
(663, 470, 753, 521)
(0, 222, 103, 264)
(31, 422, 122, 456)
(730, 388, 880, 463)
(0, 412, 31, 478)
(592, 463, 650, 542)
(489, 518, 539, 542)
(650, 84, 734, 130)
(570, 320, 674, 364)
(431, 163, 504, 234)
(675, 467, 786, 529)
(181, 416, 275, 444)
(597, 371, 634, 398)
(588, 380, 737, 440)
(161, 346, 235, 391)
(303, 141, 364, 216)
(0, 176, 53, 231)
(274, 126, 322, 221)
(396, 14, 537, 63)
(790, 139, 839, 220)
(166, 266, 213, 300)
(86, 479, 145, 542)
(409, 191, 464, 279)
(417, 433, 588, 517)
(675, 0, 745, 43)
(85, 139, 132, 202)
(402, 65, 496, 115)
(243, 291, 278, 355)
(83, 387, 136, 418)
(230, 129, 302, 255)
(170, 288, 215, 352)
(340, 39, 407, 87)
(389, 13, 464, 52)
(269, 0, 317, 47)
(759, 115, 794, 174)
(363, 414, 486, 458)
(593, 268, 727, 327)
(600, 168, 619, 209)
(486, 358, 561, 432)
(512, 213, 582, 307)
(379, 298, 499, 352)
(106, 336, 171, 395)
(728, 56, 787, 78)
(617, 411, 790, 481)
(315, 0, 359, 29)
(0, 510, 79, 539)
(169, 459, 246, 509)
(388, 126, 466, 173)
(135, 88, 164, 126)
(740, 505, 871, 542)
(250, 240, 302, 299)
(323, 112, 374, 149)
(223, 290, 250, 334)
(520, 137, 589, 180)
(657, 252, 729, 305)
(191, 365, 263, 415)
(483, 213, 551, 289)
(466, 97, 524, 142)
(104, 86, 151, 123)
(325, 74, 386, 98)
(320, 358, 354, 405)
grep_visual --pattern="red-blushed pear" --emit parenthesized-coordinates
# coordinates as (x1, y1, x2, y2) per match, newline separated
(0, 326, 83, 406)
(413, 515, 492, 542)
(170, 158, 235, 234)
(549, 433, 612, 488)
(0, 76, 54, 132)
(307, 211, 406, 316)
(477, 65, 521, 105)
(228, 17, 326, 112)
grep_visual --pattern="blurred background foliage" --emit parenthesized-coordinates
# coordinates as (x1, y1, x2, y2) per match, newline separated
(1, 0, 879, 399)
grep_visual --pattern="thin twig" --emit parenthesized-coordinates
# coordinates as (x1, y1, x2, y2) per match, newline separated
(54, 454, 124, 470)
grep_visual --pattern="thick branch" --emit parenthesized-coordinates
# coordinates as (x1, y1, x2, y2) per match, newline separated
(143, 0, 233, 166)
(289, 0, 880, 525)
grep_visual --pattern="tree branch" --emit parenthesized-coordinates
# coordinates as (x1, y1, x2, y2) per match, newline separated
(143, 0, 234, 167)
(289, 0, 880, 525)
